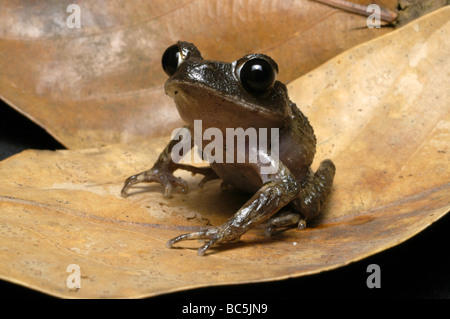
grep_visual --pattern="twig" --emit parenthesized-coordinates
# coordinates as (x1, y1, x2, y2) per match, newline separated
(310, 0, 398, 23)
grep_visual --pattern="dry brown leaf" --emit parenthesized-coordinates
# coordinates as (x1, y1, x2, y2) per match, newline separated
(0, 7, 449, 298)
(0, 0, 397, 149)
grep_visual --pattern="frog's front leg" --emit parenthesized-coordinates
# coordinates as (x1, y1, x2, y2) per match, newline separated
(166, 162, 300, 256)
(121, 127, 218, 198)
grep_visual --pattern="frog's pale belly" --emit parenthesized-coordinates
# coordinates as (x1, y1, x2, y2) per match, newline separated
(209, 162, 262, 193)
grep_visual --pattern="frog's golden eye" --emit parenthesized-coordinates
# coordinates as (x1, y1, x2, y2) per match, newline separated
(239, 57, 277, 93)
(162, 44, 182, 76)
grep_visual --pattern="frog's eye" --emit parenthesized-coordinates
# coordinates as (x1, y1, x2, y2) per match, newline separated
(162, 44, 182, 76)
(239, 57, 277, 93)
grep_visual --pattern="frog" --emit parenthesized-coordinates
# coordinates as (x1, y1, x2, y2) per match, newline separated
(121, 41, 335, 256)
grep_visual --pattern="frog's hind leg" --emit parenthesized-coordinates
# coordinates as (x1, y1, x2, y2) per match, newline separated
(264, 159, 335, 236)
(292, 159, 335, 220)
(263, 209, 306, 237)
(167, 162, 301, 256)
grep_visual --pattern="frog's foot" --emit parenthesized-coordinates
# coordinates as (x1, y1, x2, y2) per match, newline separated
(166, 226, 238, 256)
(121, 169, 188, 199)
(263, 211, 306, 237)
(174, 164, 219, 188)
(168, 161, 301, 256)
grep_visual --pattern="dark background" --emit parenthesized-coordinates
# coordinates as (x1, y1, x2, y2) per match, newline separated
(0, 100, 449, 300)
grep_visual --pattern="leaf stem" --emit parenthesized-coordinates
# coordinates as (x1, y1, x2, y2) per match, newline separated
(311, 0, 398, 23)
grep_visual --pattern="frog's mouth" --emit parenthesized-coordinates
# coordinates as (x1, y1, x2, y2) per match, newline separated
(165, 80, 291, 130)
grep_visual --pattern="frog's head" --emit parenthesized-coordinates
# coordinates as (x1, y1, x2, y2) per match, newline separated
(162, 41, 292, 131)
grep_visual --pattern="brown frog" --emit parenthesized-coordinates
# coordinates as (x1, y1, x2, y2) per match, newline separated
(121, 41, 335, 256)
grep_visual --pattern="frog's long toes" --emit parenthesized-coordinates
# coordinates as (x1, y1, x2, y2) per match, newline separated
(162, 178, 188, 198)
(197, 238, 219, 256)
(173, 178, 188, 194)
(121, 174, 142, 197)
(297, 219, 307, 230)
(178, 180, 188, 194)
(163, 185, 173, 198)
(120, 187, 129, 198)
(264, 227, 275, 237)
(197, 178, 207, 189)
(166, 231, 206, 248)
